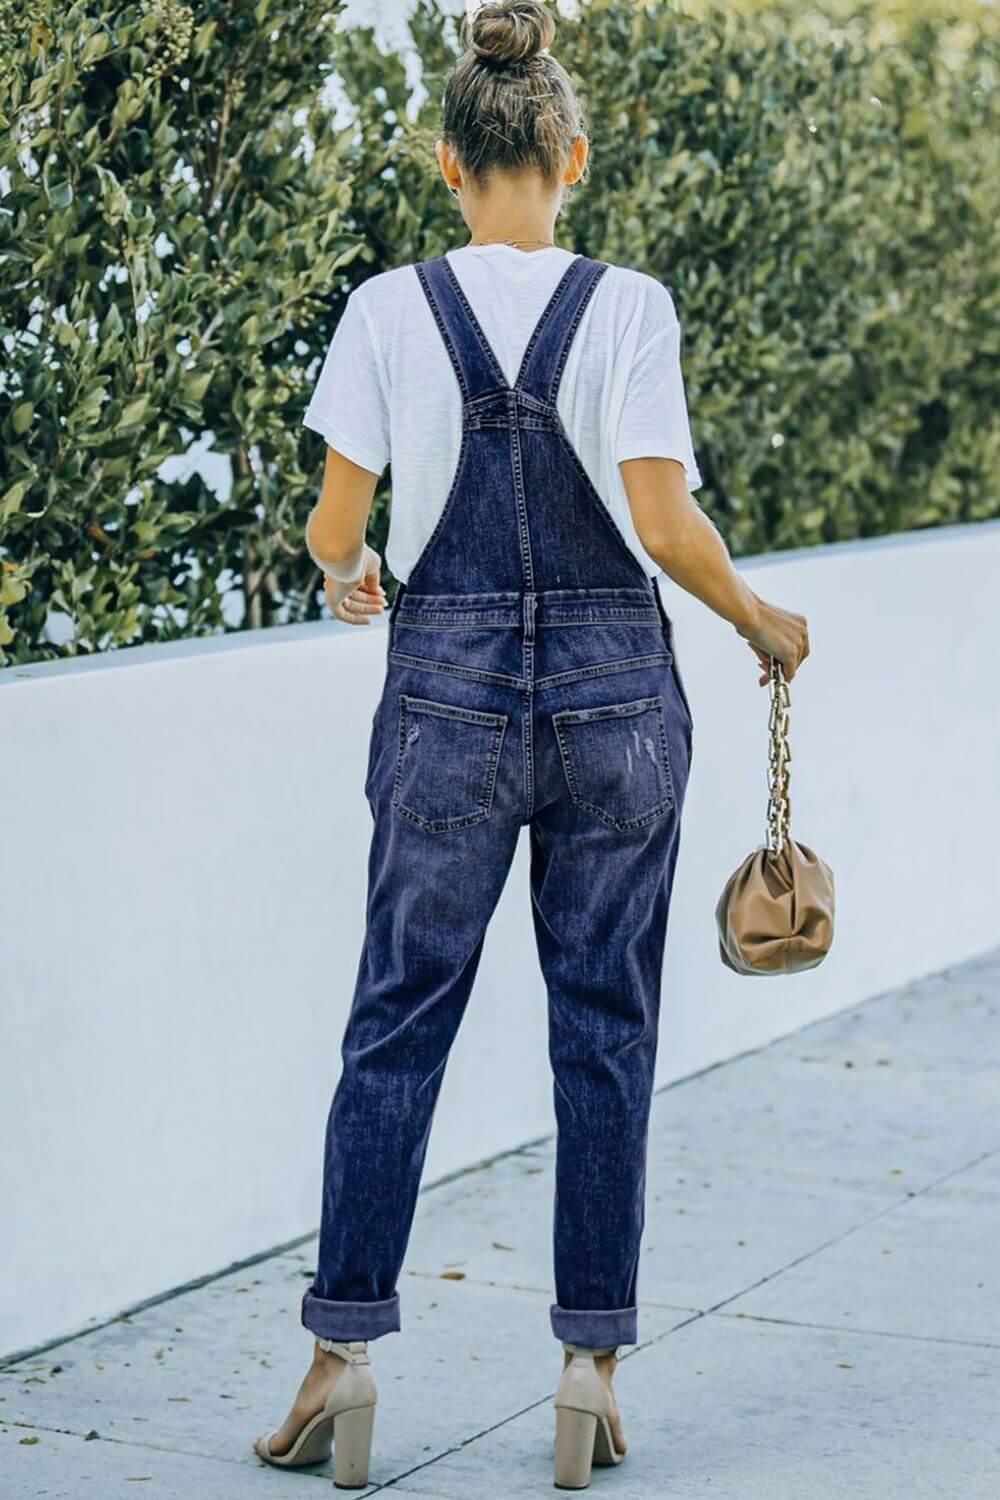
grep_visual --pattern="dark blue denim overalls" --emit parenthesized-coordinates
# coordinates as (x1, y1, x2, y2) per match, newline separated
(303, 252, 693, 1349)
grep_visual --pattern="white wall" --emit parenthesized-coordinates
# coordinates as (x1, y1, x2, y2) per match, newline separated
(2, 522, 998, 1360)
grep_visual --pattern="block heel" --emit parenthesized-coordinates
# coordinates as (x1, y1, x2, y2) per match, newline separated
(253, 1339, 378, 1485)
(333, 1402, 376, 1489)
(553, 1343, 625, 1490)
(555, 1407, 599, 1489)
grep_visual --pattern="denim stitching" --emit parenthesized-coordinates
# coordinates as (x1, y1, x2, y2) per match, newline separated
(515, 256, 591, 395)
(396, 613, 660, 630)
(400, 695, 507, 729)
(536, 651, 673, 691)
(399, 587, 655, 603)
(415, 261, 471, 402)
(554, 695, 663, 725)
(401, 589, 520, 603)
(389, 650, 526, 689)
(552, 695, 675, 831)
(544, 262, 609, 405)
(395, 619, 518, 631)
(514, 257, 586, 391)
(508, 389, 535, 588)
(466, 414, 560, 433)
(537, 614, 662, 629)
(439, 256, 515, 391)
(522, 593, 537, 817)
(391, 694, 508, 833)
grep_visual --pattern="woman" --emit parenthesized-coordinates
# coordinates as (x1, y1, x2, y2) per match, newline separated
(254, 0, 808, 1488)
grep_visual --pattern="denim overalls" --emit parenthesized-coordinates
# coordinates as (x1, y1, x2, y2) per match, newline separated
(302, 252, 693, 1350)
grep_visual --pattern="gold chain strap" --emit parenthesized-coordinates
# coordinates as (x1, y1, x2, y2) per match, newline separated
(766, 657, 791, 855)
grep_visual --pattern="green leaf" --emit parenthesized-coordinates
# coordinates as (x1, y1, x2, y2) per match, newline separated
(1, 479, 32, 519)
(183, 370, 214, 402)
(192, 21, 217, 57)
(11, 403, 34, 435)
(0, 572, 29, 606)
(119, 397, 152, 429)
(80, 31, 110, 65)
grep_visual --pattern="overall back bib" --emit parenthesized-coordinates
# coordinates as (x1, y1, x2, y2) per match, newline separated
(303, 252, 693, 1349)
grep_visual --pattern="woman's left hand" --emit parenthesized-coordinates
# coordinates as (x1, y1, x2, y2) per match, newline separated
(324, 545, 387, 625)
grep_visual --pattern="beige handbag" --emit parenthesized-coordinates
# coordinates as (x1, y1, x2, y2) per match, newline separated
(716, 659, 835, 976)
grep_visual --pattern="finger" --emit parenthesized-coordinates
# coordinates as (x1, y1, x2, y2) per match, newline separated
(747, 640, 767, 667)
(344, 595, 384, 616)
(336, 601, 368, 626)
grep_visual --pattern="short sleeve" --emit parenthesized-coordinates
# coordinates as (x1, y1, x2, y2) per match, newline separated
(615, 284, 703, 491)
(302, 290, 390, 476)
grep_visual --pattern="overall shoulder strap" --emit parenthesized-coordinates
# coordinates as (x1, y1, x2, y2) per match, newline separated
(514, 255, 610, 405)
(414, 255, 508, 401)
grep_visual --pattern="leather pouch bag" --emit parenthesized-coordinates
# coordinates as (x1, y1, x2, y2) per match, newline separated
(716, 660, 835, 976)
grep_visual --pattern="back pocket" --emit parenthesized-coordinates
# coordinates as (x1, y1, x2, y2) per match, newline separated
(552, 695, 675, 832)
(393, 695, 508, 833)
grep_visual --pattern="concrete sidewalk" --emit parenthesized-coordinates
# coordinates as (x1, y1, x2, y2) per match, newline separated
(3, 949, 999, 1498)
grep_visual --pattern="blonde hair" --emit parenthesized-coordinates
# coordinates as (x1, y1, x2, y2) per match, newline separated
(443, 0, 588, 190)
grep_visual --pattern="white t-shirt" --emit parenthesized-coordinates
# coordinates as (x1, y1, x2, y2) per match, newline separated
(302, 242, 703, 583)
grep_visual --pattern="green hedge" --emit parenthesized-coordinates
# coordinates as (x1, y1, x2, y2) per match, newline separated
(1, 0, 996, 664)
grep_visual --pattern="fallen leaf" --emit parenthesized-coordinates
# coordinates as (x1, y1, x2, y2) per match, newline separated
(440, 1271, 466, 1281)
(491, 1241, 515, 1252)
(19, 1436, 40, 1446)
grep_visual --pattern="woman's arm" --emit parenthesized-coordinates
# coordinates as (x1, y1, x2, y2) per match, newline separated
(305, 446, 386, 625)
(621, 457, 809, 682)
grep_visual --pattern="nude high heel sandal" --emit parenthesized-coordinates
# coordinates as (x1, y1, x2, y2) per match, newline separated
(254, 1340, 377, 1489)
(553, 1344, 625, 1490)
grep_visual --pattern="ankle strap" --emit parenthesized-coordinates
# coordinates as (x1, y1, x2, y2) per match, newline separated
(563, 1342, 618, 1358)
(317, 1338, 368, 1362)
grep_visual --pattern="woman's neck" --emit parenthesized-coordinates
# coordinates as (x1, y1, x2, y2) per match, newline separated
(464, 196, 558, 250)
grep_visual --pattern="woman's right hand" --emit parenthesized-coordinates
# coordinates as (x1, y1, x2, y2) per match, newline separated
(737, 592, 810, 684)
(323, 544, 387, 625)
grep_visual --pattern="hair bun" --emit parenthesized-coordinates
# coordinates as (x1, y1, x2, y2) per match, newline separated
(469, 0, 556, 68)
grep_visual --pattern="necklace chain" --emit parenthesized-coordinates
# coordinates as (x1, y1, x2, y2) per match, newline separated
(468, 235, 556, 249)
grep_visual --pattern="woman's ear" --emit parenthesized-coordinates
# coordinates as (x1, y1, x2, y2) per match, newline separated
(436, 138, 462, 195)
(564, 133, 589, 187)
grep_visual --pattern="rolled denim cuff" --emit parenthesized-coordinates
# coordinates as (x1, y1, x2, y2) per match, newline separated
(301, 1287, 401, 1342)
(550, 1302, 637, 1348)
